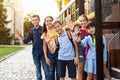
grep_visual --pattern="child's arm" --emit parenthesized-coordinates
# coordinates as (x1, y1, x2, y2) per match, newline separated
(74, 41, 79, 65)
(80, 36, 88, 47)
(15, 30, 24, 40)
(73, 32, 88, 47)
(71, 32, 79, 64)
(43, 40, 47, 58)
(16, 29, 32, 43)
(67, 20, 74, 32)
(72, 32, 81, 43)
(45, 36, 56, 54)
(103, 35, 107, 63)
(43, 40, 51, 66)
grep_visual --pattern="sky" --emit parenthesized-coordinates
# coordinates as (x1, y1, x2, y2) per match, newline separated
(21, 0, 59, 25)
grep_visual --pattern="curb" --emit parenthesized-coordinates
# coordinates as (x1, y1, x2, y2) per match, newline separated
(0, 47, 25, 62)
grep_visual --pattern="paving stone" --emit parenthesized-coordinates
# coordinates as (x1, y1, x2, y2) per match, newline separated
(0, 45, 78, 80)
(0, 46, 39, 80)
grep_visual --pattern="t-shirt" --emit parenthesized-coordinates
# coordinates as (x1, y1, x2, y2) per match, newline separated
(41, 29, 58, 47)
(80, 29, 88, 35)
(53, 31, 75, 60)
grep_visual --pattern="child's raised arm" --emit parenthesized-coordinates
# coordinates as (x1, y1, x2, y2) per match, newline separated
(15, 29, 24, 40)
(44, 36, 56, 54)
(73, 41, 79, 65)
(72, 32, 81, 43)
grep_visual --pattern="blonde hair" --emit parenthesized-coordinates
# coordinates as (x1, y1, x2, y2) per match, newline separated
(78, 14, 88, 21)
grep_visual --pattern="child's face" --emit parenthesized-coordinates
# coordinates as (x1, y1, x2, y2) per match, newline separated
(87, 26, 95, 35)
(78, 17, 88, 28)
(45, 17, 53, 28)
(54, 23, 63, 34)
(31, 17, 40, 27)
(74, 26, 80, 34)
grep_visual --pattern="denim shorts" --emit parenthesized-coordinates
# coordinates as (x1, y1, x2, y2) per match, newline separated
(58, 60, 76, 78)
(78, 45, 86, 62)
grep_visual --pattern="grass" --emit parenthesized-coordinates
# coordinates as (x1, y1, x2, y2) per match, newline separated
(0, 46, 24, 59)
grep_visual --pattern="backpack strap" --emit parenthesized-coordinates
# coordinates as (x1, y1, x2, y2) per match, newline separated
(67, 31, 72, 39)
(54, 37, 59, 53)
(85, 43, 90, 57)
(54, 31, 75, 53)
(55, 37, 59, 47)
(67, 31, 75, 48)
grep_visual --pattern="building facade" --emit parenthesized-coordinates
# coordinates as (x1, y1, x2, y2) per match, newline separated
(3, 0, 24, 44)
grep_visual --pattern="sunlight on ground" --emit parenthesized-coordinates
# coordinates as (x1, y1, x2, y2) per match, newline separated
(21, 0, 59, 25)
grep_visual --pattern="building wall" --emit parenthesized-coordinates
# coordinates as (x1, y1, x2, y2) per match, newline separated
(3, 0, 24, 44)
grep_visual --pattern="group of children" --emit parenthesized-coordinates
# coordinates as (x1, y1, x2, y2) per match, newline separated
(16, 14, 111, 80)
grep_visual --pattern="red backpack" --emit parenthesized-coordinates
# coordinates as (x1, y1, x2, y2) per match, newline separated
(29, 28, 33, 40)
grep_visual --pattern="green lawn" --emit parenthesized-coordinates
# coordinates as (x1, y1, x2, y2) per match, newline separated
(0, 46, 24, 59)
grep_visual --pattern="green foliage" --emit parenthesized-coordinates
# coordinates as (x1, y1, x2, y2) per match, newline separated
(0, 46, 23, 58)
(0, 0, 13, 44)
(24, 14, 33, 37)
(54, 0, 62, 11)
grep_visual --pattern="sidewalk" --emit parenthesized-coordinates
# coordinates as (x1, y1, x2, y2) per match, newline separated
(0, 45, 119, 80)
(0, 45, 36, 80)
(0, 45, 71, 80)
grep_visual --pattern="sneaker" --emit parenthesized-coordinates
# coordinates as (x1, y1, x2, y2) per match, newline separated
(111, 77, 120, 80)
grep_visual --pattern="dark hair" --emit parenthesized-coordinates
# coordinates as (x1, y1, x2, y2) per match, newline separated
(73, 24, 81, 32)
(86, 21, 95, 29)
(44, 16, 54, 21)
(42, 16, 54, 33)
(87, 21, 96, 42)
(42, 22, 47, 33)
(32, 15, 40, 20)
(53, 20, 62, 26)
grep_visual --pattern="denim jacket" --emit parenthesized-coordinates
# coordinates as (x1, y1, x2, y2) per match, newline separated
(23, 26, 44, 57)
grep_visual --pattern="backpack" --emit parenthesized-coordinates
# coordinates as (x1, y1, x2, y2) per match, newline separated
(54, 31, 75, 53)
(29, 28, 33, 41)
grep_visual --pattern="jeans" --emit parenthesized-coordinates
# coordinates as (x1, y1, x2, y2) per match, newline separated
(48, 51, 60, 80)
(33, 55, 48, 80)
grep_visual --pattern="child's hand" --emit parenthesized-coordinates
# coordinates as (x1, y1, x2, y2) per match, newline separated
(15, 29, 21, 36)
(68, 21, 74, 31)
(72, 32, 78, 36)
(72, 32, 81, 42)
(45, 57, 51, 66)
(15, 29, 23, 40)
(75, 37, 81, 42)
(74, 57, 79, 65)
(44, 35, 50, 43)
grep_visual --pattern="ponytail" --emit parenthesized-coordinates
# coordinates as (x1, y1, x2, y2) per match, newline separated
(42, 22, 47, 33)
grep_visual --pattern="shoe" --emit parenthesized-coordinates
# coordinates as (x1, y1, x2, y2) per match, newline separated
(111, 77, 120, 80)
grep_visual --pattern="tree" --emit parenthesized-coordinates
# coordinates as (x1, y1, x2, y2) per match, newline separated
(54, 0, 62, 11)
(24, 13, 33, 37)
(0, 0, 13, 44)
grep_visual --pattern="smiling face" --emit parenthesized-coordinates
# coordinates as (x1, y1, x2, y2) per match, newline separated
(87, 26, 95, 35)
(54, 23, 63, 35)
(45, 16, 53, 29)
(78, 15, 88, 28)
(53, 20, 63, 35)
(31, 16, 40, 27)
(73, 25, 80, 34)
